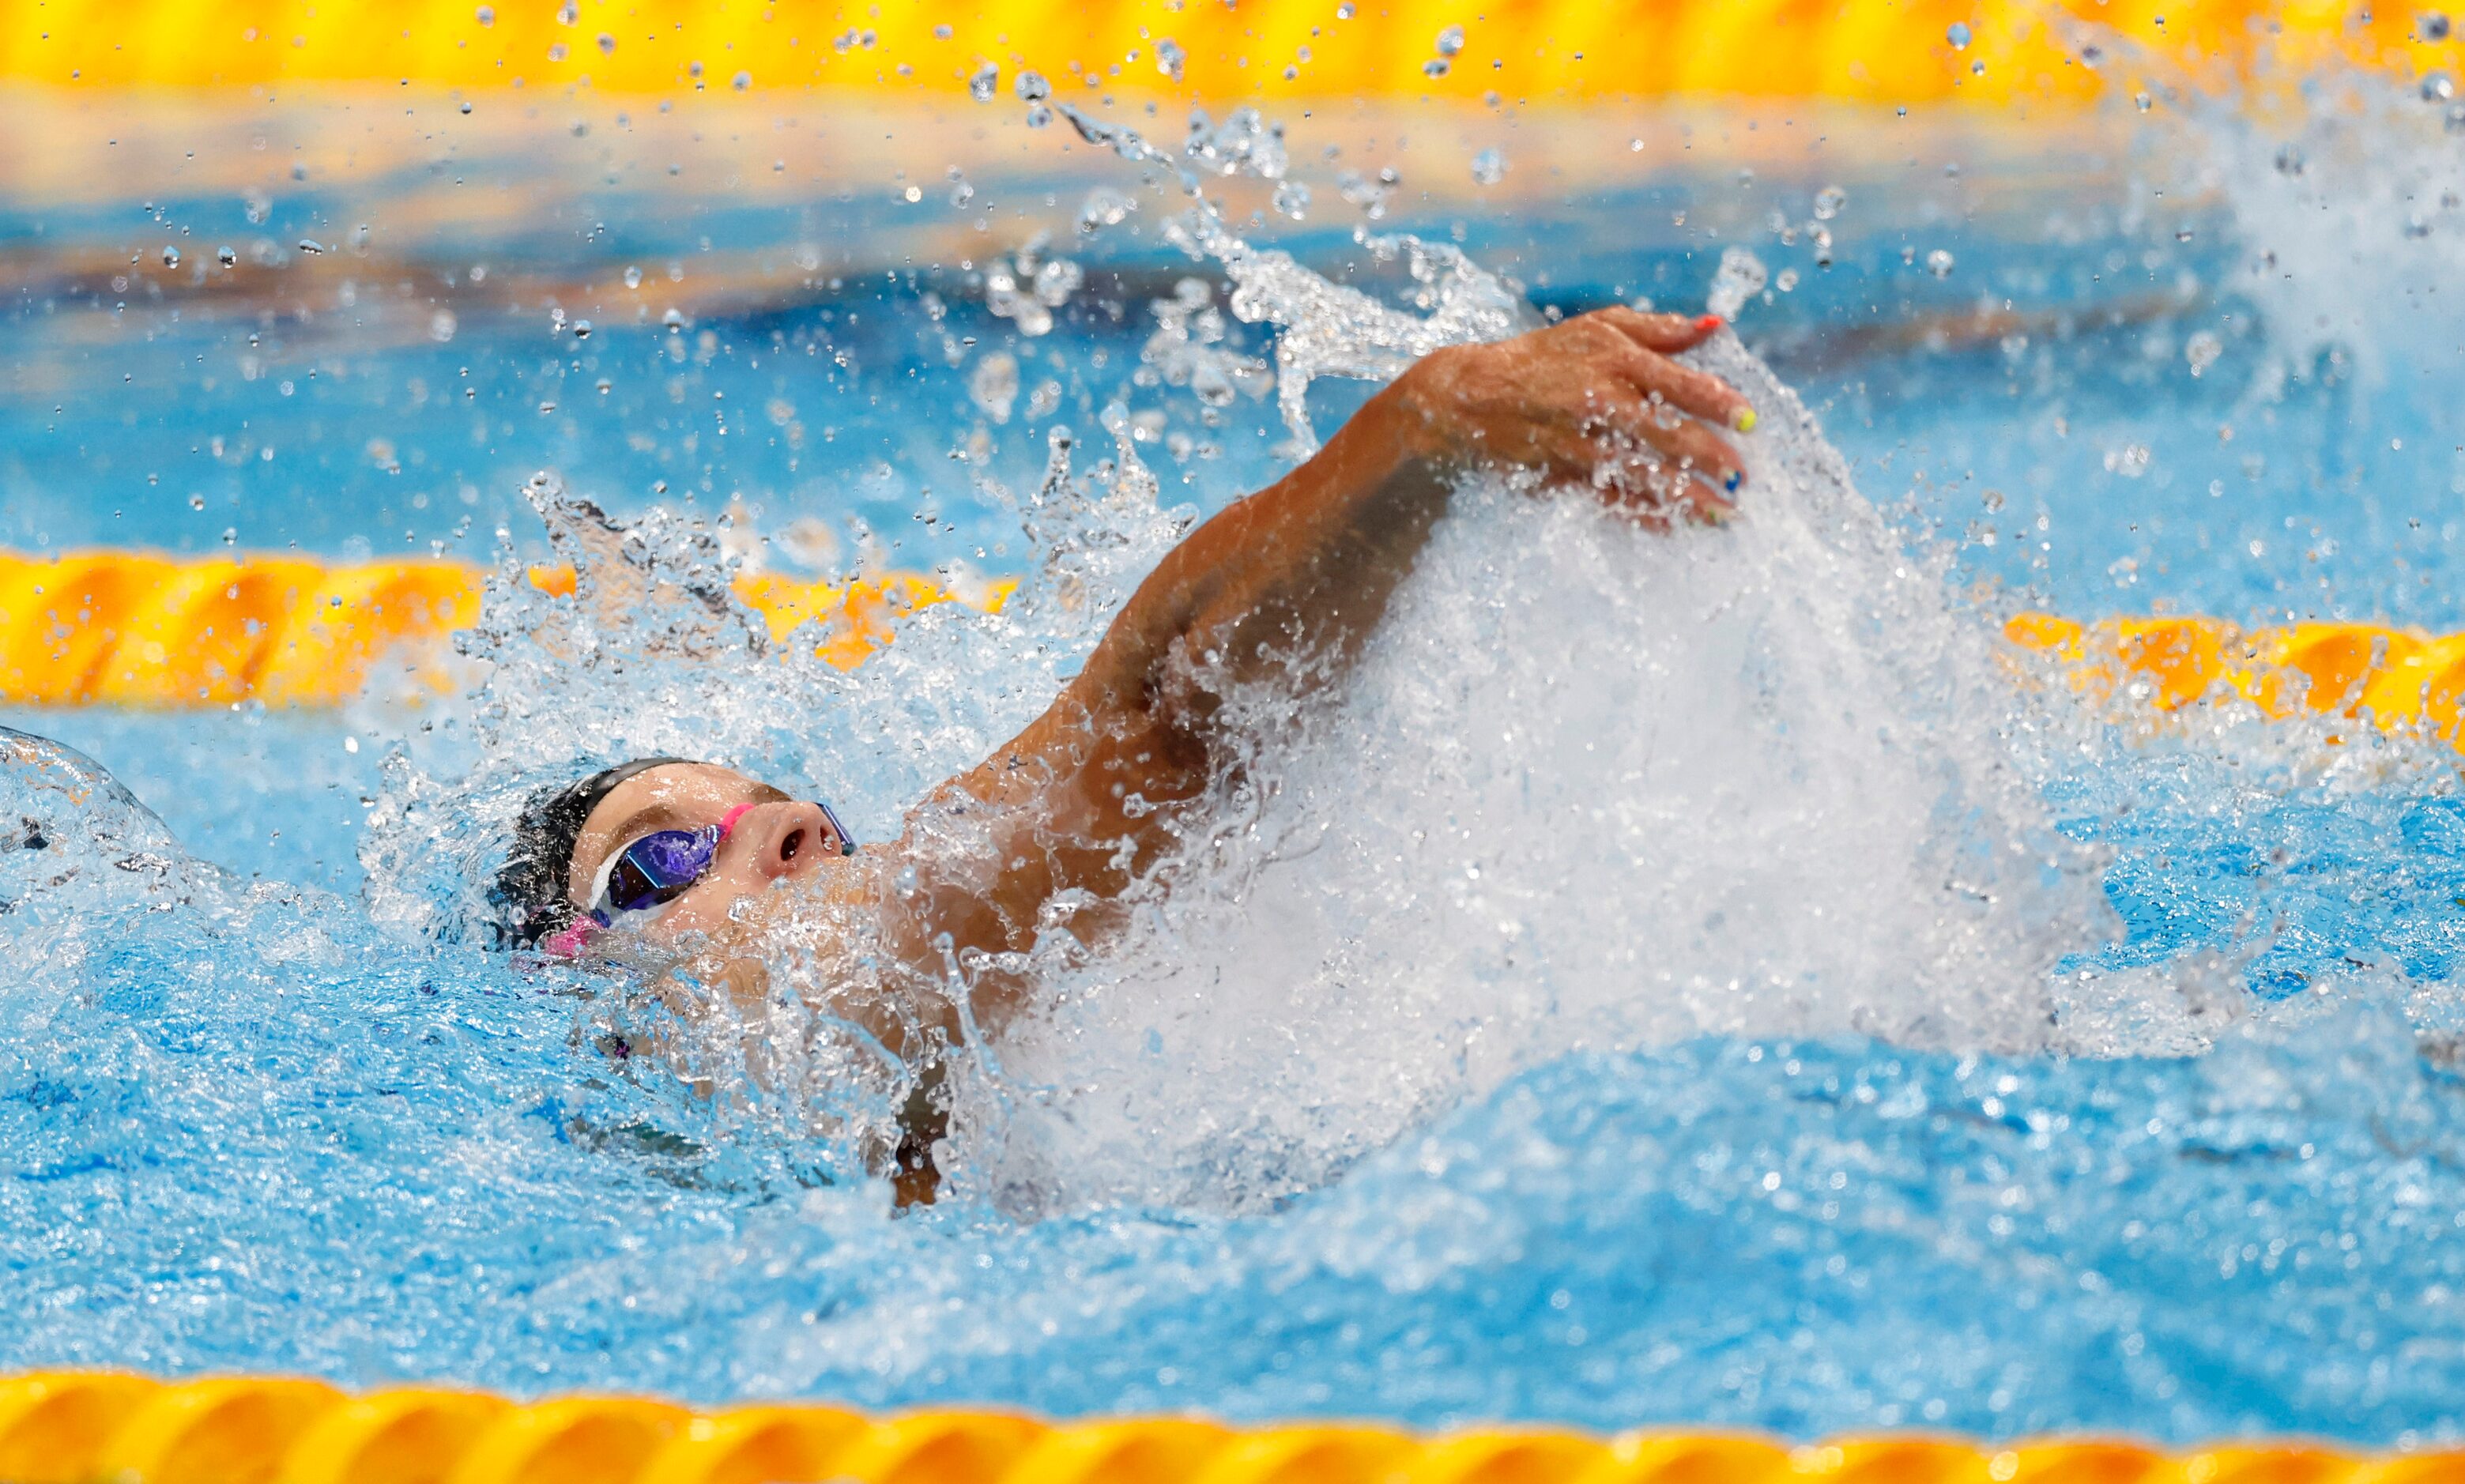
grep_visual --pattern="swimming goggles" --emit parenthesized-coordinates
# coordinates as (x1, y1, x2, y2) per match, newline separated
(544, 797, 855, 958)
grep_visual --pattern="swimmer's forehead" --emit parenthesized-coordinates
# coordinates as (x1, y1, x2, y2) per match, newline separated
(565, 762, 790, 904)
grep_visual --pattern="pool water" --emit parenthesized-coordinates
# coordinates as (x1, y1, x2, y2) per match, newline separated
(6, 73, 2465, 1442)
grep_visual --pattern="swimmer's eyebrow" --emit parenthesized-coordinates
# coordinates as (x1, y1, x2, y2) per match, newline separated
(597, 781, 793, 853)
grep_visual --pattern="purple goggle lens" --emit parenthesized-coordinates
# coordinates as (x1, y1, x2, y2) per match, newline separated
(602, 827, 722, 915)
(591, 800, 857, 924)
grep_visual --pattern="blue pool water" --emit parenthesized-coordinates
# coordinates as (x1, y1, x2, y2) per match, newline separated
(6, 78, 2465, 1443)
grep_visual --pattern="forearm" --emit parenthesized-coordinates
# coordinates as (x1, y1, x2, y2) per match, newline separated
(1072, 381, 1454, 710)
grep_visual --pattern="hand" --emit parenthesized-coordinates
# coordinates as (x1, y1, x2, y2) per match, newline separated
(1381, 307, 1756, 528)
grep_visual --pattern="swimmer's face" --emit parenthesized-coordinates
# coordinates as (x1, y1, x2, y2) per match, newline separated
(565, 762, 845, 942)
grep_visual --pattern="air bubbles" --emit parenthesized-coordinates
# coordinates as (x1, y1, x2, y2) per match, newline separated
(1813, 184, 1848, 220)
(160, 246, 179, 269)
(2425, 10, 2452, 38)
(933, 22, 953, 38)
(1925, 247, 1955, 277)
(733, 70, 752, 90)
(1946, 20, 1972, 47)
(2105, 443, 2152, 478)
(2135, 89, 2153, 111)
(473, 3, 492, 23)
(1435, 24, 1465, 55)
(188, 493, 206, 511)
(969, 62, 1000, 101)
(556, 0, 577, 22)
(216, 245, 236, 266)
(2275, 143, 2307, 175)
(1423, 58, 1451, 77)
(624, 265, 643, 288)
(428, 310, 458, 343)
(460, 100, 473, 114)
(2425, 70, 2457, 102)
(597, 32, 616, 55)
(1469, 146, 1506, 185)
(1157, 38, 1187, 81)
(296, 239, 326, 254)
(1272, 179, 1312, 218)
(571, 319, 592, 341)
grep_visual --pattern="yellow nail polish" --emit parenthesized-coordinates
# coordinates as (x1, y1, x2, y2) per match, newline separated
(1732, 406, 1758, 434)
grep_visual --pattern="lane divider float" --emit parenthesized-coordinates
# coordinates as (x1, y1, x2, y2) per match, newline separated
(10, 0, 2459, 110)
(0, 551, 2457, 748)
(2, 1371, 2461, 1484)
(0, 550, 1010, 708)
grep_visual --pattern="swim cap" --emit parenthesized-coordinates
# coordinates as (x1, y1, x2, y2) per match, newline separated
(488, 756, 692, 947)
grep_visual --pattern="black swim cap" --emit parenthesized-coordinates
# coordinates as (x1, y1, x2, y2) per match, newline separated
(488, 756, 692, 947)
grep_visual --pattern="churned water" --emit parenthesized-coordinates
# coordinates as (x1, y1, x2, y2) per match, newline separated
(6, 62, 2465, 1443)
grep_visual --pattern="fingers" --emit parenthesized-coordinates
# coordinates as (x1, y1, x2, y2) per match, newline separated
(1581, 384, 1744, 492)
(1596, 337, 1756, 433)
(1593, 304, 1725, 355)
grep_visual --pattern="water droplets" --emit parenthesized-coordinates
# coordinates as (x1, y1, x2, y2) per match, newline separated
(1016, 70, 1052, 126)
(969, 351, 1021, 422)
(968, 61, 1000, 102)
(597, 32, 616, 55)
(473, 4, 492, 23)
(1156, 38, 1187, 81)
(1469, 146, 1506, 186)
(623, 265, 643, 289)
(428, 310, 458, 344)
(1423, 58, 1451, 77)
(2424, 10, 2452, 39)
(1947, 20, 1973, 47)
(215, 245, 236, 267)
(1706, 246, 1769, 319)
(1272, 179, 1312, 219)
(2425, 70, 2457, 104)
(2184, 330, 2223, 378)
(1078, 186, 1136, 235)
(1813, 184, 1849, 220)
(159, 246, 179, 269)
(1435, 24, 1466, 55)
(1925, 247, 1956, 278)
(732, 70, 752, 91)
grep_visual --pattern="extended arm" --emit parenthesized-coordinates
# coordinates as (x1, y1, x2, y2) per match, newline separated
(890, 307, 1756, 1003)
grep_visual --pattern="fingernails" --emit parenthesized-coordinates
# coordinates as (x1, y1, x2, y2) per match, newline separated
(1695, 314, 1725, 333)
(1724, 469, 1743, 493)
(1732, 406, 1758, 434)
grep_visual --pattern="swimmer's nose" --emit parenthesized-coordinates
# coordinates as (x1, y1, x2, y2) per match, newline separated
(730, 800, 835, 882)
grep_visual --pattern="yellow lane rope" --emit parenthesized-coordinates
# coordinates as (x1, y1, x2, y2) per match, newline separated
(0, 550, 2459, 748)
(0, 550, 1011, 707)
(0, 1371, 2458, 1484)
(0, 0, 2455, 107)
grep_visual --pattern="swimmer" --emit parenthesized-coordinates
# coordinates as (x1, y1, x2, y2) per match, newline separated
(491, 308, 1755, 1195)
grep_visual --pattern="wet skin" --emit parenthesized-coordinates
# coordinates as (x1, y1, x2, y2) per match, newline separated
(563, 309, 1754, 1097)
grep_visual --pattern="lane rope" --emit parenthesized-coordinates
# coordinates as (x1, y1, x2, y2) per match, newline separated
(1, 551, 2459, 751)
(0, 550, 1010, 708)
(2, 1371, 2459, 1484)
(2, 0, 2455, 107)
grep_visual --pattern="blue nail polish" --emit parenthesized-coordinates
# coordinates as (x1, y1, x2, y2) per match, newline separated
(1724, 470, 1743, 493)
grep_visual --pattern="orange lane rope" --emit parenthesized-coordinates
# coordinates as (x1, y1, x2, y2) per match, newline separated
(0, 551, 2459, 748)
(3, 0, 2458, 109)
(0, 1371, 2459, 1484)
(0, 550, 1010, 708)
